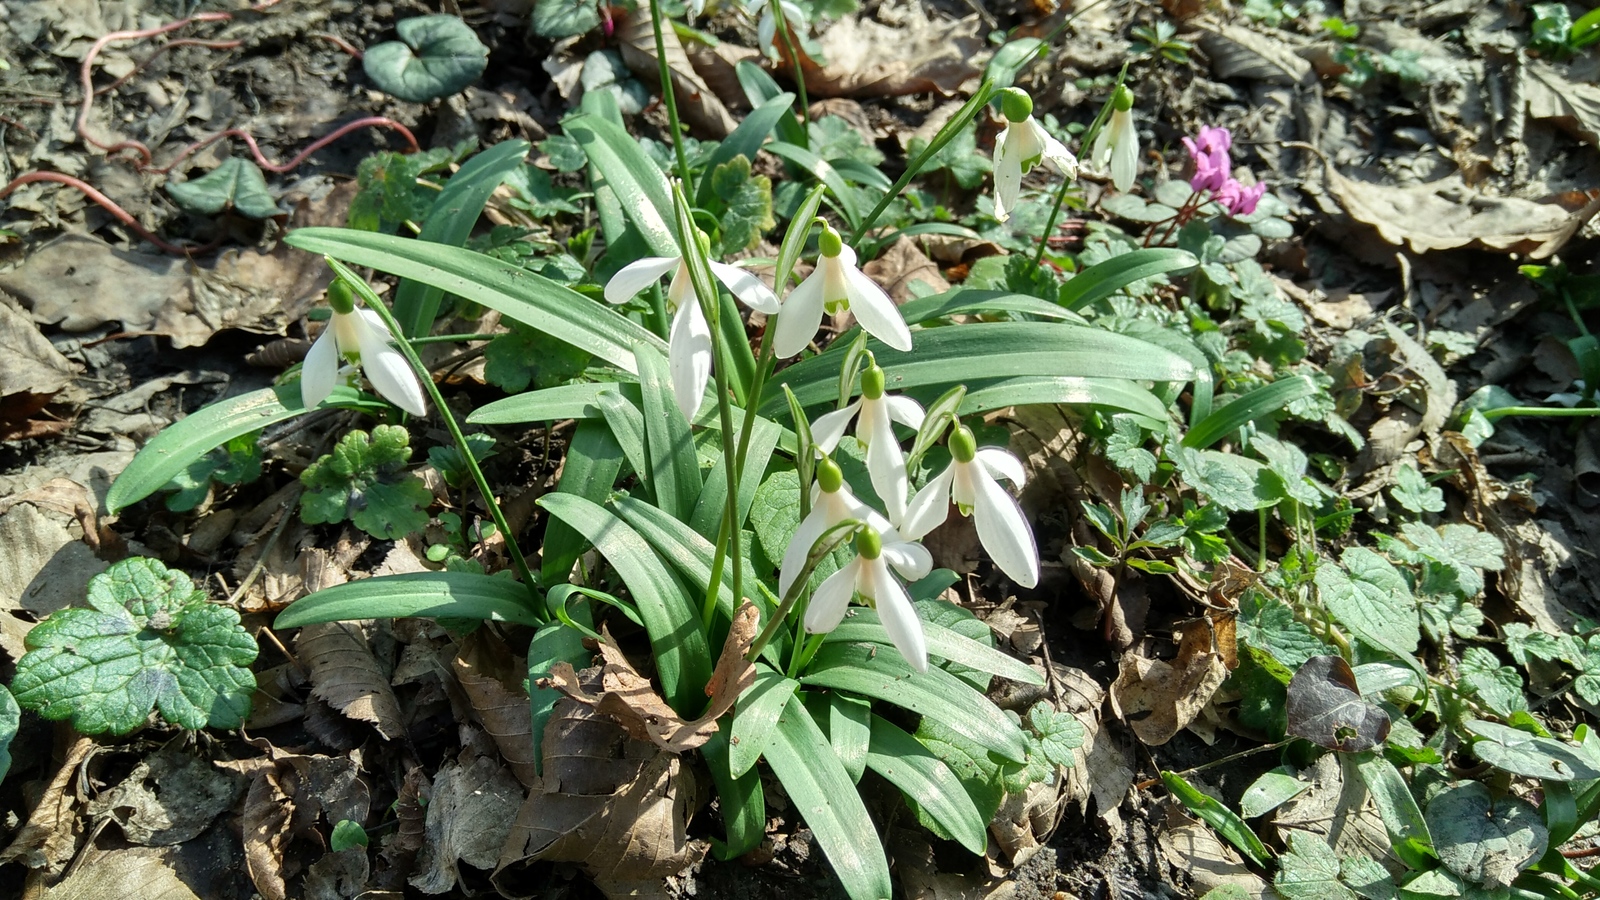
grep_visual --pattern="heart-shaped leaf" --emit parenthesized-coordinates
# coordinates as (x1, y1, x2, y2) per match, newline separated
(363, 15, 488, 102)
(166, 158, 280, 219)
(1285, 655, 1391, 752)
(1467, 719, 1600, 782)
(1426, 782, 1547, 888)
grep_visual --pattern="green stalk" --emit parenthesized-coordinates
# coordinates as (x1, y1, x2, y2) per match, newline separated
(649, 0, 694, 191)
(324, 258, 540, 607)
(1033, 63, 1126, 267)
(1484, 406, 1600, 421)
(407, 332, 499, 345)
(770, 1, 810, 145)
(746, 519, 861, 662)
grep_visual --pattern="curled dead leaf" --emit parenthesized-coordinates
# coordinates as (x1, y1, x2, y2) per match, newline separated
(787, 13, 986, 97)
(453, 628, 541, 788)
(411, 751, 524, 894)
(297, 621, 406, 741)
(617, 5, 737, 137)
(1109, 625, 1228, 746)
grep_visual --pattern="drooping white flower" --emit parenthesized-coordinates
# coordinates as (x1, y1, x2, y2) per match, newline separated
(605, 250, 780, 420)
(901, 424, 1038, 588)
(773, 222, 912, 359)
(809, 356, 924, 523)
(301, 281, 427, 417)
(804, 524, 934, 673)
(992, 88, 1078, 223)
(747, 0, 806, 56)
(1091, 85, 1138, 193)
(777, 456, 892, 599)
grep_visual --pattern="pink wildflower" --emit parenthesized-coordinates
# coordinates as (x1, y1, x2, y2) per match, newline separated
(1216, 179, 1266, 217)
(1182, 125, 1233, 193)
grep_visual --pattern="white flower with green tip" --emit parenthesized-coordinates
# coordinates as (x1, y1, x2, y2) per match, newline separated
(992, 88, 1078, 223)
(901, 424, 1038, 588)
(809, 356, 924, 523)
(604, 243, 780, 420)
(1091, 85, 1139, 193)
(301, 280, 427, 417)
(772, 222, 912, 359)
(777, 456, 893, 599)
(804, 524, 934, 673)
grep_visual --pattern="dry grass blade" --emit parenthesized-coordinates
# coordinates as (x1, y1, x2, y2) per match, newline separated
(453, 629, 540, 788)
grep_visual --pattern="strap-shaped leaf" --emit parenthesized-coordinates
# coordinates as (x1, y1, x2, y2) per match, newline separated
(895, 289, 1089, 326)
(284, 228, 664, 371)
(634, 346, 701, 520)
(763, 141, 861, 229)
(1182, 375, 1318, 449)
(393, 140, 530, 336)
(1059, 248, 1198, 312)
(470, 382, 619, 424)
(821, 609, 1044, 686)
(734, 61, 807, 147)
(690, 413, 783, 540)
(567, 113, 677, 255)
(701, 728, 766, 860)
(528, 617, 592, 776)
(695, 92, 796, 208)
(1352, 751, 1436, 870)
(866, 714, 988, 854)
(958, 376, 1170, 427)
(608, 495, 738, 625)
(539, 418, 624, 583)
(729, 668, 799, 776)
(807, 692, 871, 783)
(275, 572, 544, 628)
(595, 390, 649, 486)
(537, 493, 711, 712)
(1162, 770, 1273, 867)
(800, 642, 1028, 762)
(763, 693, 892, 900)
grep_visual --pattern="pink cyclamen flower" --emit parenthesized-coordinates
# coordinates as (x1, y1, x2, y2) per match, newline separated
(1216, 179, 1266, 217)
(1182, 125, 1233, 193)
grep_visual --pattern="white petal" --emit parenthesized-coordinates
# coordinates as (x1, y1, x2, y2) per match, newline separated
(869, 562, 928, 674)
(993, 147, 1022, 223)
(950, 459, 978, 511)
(710, 261, 780, 314)
(843, 266, 912, 352)
(772, 268, 826, 358)
(805, 561, 860, 634)
(300, 327, 340, 410)
(604, 256, 680, 305)
(900, 464, 954, 541)
(778, 505, 830, 599)
(809, 401, 859, 454)
(1041, 134, 1079, 177)
(972, 466, 1039, 588)
(668, 297, 713, 420)
(758, 8, 777, 52)
(865, 399, 910, 523)
(355, 310, 427, 416)
(1091, 123, 1112, 169)
(882, 540, 933, 582)
(1111, 115, 1138, 193)
(884, 394, 926, 431)
(977, 447, 1026, 488)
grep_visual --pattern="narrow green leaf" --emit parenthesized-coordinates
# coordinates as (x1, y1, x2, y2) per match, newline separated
(691, 413, 783, 540)
(800, 642, 1028, 762)
(820, 609, 1044, 685)
(734, 60, 806, 147)
(1060, 248, 1198, 312)
(1352, 751, 1435, 870)
(763, 141, 861, 229)
(284, 228, 665, 371)
(763, 694, 893, 900)
(539, 418, 623, 583)
(808, 691, 871, 784)
(959, 376, 1171, 426)
(528, 617, 592, 775)
(537, 493, 711, 712)
(695, 93, 796, 208)
(608, 495, 738, 625)
(896, 289, 1089, 327)
(567, 113, 677, 255)
(275, 572, 543, 628)
(393, 140, 530, 336)
(1161, 770, 1273, 867)
(731, 669, 800, 776)
(596, 390, 649, 485)
(866, 714, 988, 854)
(701, 728, 766, 859)
(634, 346, 701, 520)
(470, 382, 617, 424)
(774, 184, 827, 292)
(984, 37, 1044, 86)
(1182, 376, 1318, 449)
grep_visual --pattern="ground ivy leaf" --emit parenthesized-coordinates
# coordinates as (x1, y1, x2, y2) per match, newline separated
(0, 685, 17, 784)
(1392, 522, 1505, 598)
(162, 431, 263, 512)
(1572, 635, 1600, 706)
(1252, 433, 1323, 506)
(710, 155, 775, 252)
(1171, 445, 1276, 511)
(1105, 415, 1157, 481)
(1426, 781, 1547, 888)
(1237, 592, 1332, 672)
(1390, 464, 1445, 514)
(427, 433, 496, 489)
(9, 558, 258, 735)
(504, 165, 585, 219)
(1285, 655, 1391, 752)
(1459, 647, 1526, 718)
(1276, 833, 1355, 900)
(300, 425, 432, 540)
(482, 324, 591, 393)
(1503, 624, 1577, 668)
(1467, 719, 1600, 782)
(348, 147, 457, 232)
(166, 158, 280, 219)
(363, 15, 489, 102)
(908, 119, 992, 189)
(1027, 702, 1084, 768)
(1315, 547, 1420, 655)
(1419, 594, 1484, 644)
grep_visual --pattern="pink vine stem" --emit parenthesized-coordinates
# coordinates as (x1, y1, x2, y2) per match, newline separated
(0, 172, 221, 256)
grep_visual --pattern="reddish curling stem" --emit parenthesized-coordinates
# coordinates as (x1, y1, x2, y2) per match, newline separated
(77, 13, 234, 153)
(0, 172, 221, 256)
(94, 39, 245, 97)
(145, 117, 419, 175)
(309, 32, 364, 59)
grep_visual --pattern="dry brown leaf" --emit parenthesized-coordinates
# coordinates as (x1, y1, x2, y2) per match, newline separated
(453, 629, 540, 788)
(1109, 625, 1229, 746)
(242, 767, 294, 900)
(374, 767, 429, 892)
(861, 236, 950, 303)
(545, 602, 759, 753)
(0, 735, 93, 874)
(1525, 58, 1600, 148)
(1324, 169, 1600, 258)
(39, 848, 202, 900)
(617, 5, 737, 137)
(296, 620, 406, 741)
(1381, 321, 1456, 436)
(1157, 806, 1271, 897)
(0, 291, 78, 438)
(790, 13, 986, 98)
(1193, 18, 1315, 85)
(85, 746, 245, 846)
(303, 848, 371, 900)
(1270, 752, 1392, 864)
(411, 751, 526, 894)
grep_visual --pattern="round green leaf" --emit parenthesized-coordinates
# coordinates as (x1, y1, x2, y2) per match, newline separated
(1467, 719, 1600, 782)
(1426, 782, 1546, 887)
(363, 16, 488, 102)
(166, 158, 280, 219)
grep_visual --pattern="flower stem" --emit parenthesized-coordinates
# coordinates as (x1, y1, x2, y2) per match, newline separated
(745, 520, 861, 663)
(704, 320, 780, 629)
(1032, 171, 1075, 267)
(649, 0, 694, 192)
(324, 259, 541, 608)
(771, 2, 810, 144)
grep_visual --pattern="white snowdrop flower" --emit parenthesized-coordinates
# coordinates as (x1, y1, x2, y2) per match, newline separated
(809, 356, 924, 523)
(605, 244, 780, 420)
(301, 281, 427, 417)
(901, 424, 1038, 588)
(804, 524, 934, 674)
(772, 222, 912, 360)
(1091, 85, 1138, 193)
(777, 456, 893, 599)
(749, 0, 806, 56)
(992, 88, 1078, 223)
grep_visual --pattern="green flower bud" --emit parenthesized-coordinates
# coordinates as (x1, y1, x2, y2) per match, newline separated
(1000, 87, 1034, 123)
(326, 279, 356, 315)
(696, 229, 713, 256)
(949, 424, 977, 463)
(817, 456, 844, 493)
(854, 526, 882, 560)
(1113, 85, 1134, 112)
(861, 362, 886, 399)
(818, 223, 843, 258)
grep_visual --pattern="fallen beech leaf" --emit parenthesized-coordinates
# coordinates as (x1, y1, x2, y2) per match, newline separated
(617, 5, 737, 137)
(242, 766, 294, 900)
(411, 751, 524, 894)
(1525, 58, 1600, 148)
(297, 621, 406, 741)
(85, 745, 245, 845)
(375, 767, 429, 891)
(0, 736, 93, 874)
(1110, 623, 1228, 746)
(1285, 656, 1391, 753)
(545, 602, 759, 753)
(39, 848, 201, 900)
(453, 629, 540, 788)
(860, 236, 949, 303)
(790, 13, 986, 97)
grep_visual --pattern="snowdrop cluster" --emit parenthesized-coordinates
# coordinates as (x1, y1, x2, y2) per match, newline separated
(1181, 125, 1265, 217)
